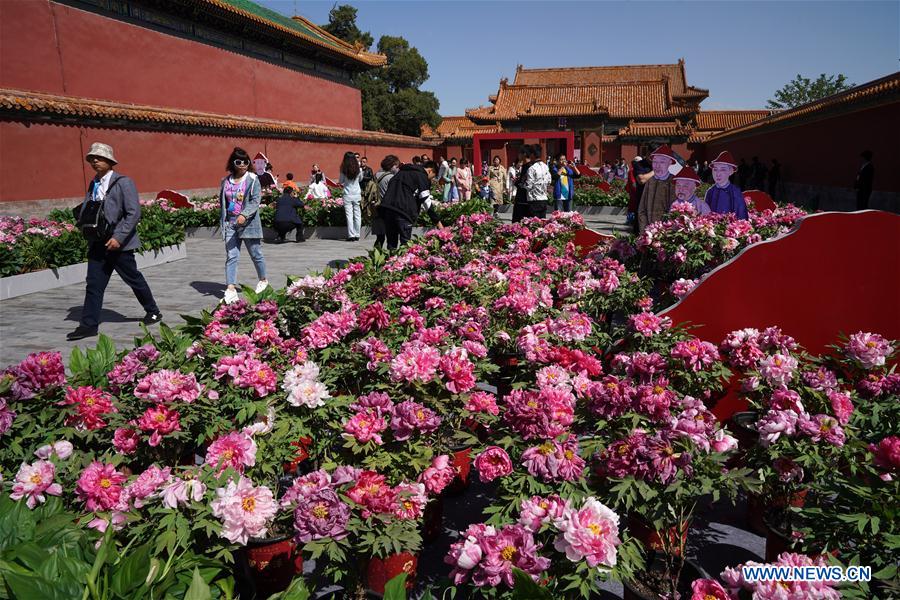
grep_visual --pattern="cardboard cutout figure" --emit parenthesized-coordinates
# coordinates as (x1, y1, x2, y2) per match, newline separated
(637, 144, 678, 232)
(673, 166, 710, 215)
(253, 152, 268, 177)
(704, 151, 748, 220)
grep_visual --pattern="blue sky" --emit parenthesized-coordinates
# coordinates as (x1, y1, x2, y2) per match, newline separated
(259, 1, 899, 116)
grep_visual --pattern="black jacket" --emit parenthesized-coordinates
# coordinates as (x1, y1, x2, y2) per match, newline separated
(379, 164, 437, 223)
(274, 192, 304, 224)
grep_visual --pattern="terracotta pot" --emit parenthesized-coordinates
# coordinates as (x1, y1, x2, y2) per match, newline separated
(241, 535, 303, 597)
(444, 446, 473, 495)
(421, 497, 444, 543)
(627, 514, 690, 556)
(730, 411, 760, 451)
(366, 552, 417, 595)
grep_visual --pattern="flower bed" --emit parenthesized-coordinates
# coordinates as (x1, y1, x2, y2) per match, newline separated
(0, 210, 895, 599)
(573, 178, 629, 207)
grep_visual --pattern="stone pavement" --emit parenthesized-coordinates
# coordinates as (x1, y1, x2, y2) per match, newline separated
(0, 236, 374, 367)
(0, 214, 629, 367)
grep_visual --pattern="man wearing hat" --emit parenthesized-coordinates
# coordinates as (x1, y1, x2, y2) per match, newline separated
(637, 144, 678, 232)
(67, 142, 162, 341)
(704, 151, 748, 220)
(673, 166, 710, 215)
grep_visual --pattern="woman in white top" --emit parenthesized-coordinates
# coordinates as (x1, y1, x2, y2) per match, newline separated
(305, 173, 332, 200)
(338, 151, 362, 241)
(507, 160, 520, 203)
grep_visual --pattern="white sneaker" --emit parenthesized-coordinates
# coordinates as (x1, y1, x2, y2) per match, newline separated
(255, 280, 269, 294)
(223, 288, 239, 304)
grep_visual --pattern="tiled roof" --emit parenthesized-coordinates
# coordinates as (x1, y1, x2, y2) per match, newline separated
(0, 88, 433, 147)
(707, 72, 900, 142)
(467, 80, 696, 122)
(617, 120, 692, 139)
(695, 110, 773, 131)
(199, 0, 386, 66)
(421, 116, 502, 141)
(512, 60, 709, 101)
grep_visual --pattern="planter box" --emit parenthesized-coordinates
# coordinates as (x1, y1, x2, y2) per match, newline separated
(0, 243, 187, 300)
(186, 226, 428, 241)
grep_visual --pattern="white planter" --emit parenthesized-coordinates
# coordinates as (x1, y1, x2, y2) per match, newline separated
(0, 243, 187, 300)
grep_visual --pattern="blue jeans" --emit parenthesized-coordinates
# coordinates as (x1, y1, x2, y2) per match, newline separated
(344, 196, 361, 238)
(555, 197, 572, 212)
(224, 222, 266, 286)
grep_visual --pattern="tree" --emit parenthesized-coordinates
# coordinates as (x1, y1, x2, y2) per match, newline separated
(322, 4, 373, 49)
(767, 74, 854, 109)
(320, 5, 440, 136)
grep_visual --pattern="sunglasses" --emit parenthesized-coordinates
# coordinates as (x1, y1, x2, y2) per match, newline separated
(233, 159, 249, 167)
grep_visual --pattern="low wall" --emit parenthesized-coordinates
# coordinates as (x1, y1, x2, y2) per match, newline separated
(0, 243, 186, 300)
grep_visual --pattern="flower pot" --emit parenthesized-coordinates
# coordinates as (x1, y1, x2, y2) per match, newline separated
(747, 489, 807, 536)
(366, 552, 417, 595)
(627, 514, 690, 556)
(764, 519, 794, 562)
(444, 446, 473, 496)
(729, 411, 759, 451)
(421, 497, 444, 543)
(623, 557, 708, 600)
(239, 535, 303, 597)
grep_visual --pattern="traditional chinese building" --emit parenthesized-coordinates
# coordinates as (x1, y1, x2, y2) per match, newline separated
(429, 60, 772, 167)
(0, 0, 433, 214)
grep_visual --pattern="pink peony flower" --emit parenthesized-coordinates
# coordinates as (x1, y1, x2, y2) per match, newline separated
(503, 387, 575, 440)
(346, 471, 397, 517)
(251, 319, 281, 346)
(113, 427, 139, 454)
(553, 497, 621, 568)
(628, 312, 670, 336)
(161, 474, 207, 508)
(137, 404, 181, 447)
(210, 477, 278, 545)
(293, 488, 350, 542)
(845, 332, 893, 369)
(34, 440, 73, 460)
(827, 390, 854, 425)
(358, 302, 391, 332)
(392, 482, 427, 520)
(389, 341, 441, 383)
(390, 400, 441, 441)
(757, 409, 800, 447)
(124, 465, 171, 508)
(440, 347, 477, 394)
(758, 353, 799, 388)
(690, 579, 730, 600)
(60, 386, 117, 431)
(710, 429, 739, 453)
(6, 351, 66, 400)
(76, 462, 127, 511)
(342, 410, 388, 445)
(870, 436, 900, 478)
(205, 431, 257, 474)
(0, 398, 15, 435)
(10, 460, 62, 508)
(465, 391, 499, 415)
(280, 470, 333, 507)
(799, 414, 846, 447)
(518, 495, 570, 532)
(134, 369, 202, 404)
(233, 358, 277, 398)
(474, 446, 513, 482)
(107, 344, 159, 391)
(671, 338, 721, 372)
(419, 454, 456, 495)
(446, 523, 550, 588)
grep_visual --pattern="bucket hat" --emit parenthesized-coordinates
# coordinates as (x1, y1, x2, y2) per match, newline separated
(85, 142, 117, 165)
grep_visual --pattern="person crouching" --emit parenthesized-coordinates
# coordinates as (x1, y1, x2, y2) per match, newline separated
(273, 187, 305, 243)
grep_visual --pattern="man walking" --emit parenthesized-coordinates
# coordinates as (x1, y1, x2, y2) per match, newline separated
(378, 160, 442, 250)
(525, 145, 551, 219)
(67, 142, 162, 340)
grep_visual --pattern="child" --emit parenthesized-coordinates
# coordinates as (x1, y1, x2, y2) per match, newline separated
(478, 176, 494, 202)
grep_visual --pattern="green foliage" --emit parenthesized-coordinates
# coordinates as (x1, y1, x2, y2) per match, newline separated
(767, 73, 854, 109)
(322, 4, 373, 49)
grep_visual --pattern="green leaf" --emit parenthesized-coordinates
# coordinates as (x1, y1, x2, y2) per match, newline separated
(184, 567, 212, 600)
(511, 567, 553, 599)
(111, 544, 151, 596)
(383, 572, 408, 600)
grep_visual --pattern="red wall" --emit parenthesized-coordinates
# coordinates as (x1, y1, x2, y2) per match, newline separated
(0, 122, 431, 206)
(706, 103, 900, 192)
(0, 0, 361, 129)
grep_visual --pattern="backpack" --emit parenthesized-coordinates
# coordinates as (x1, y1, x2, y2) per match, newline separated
(74, 176, 121, 242)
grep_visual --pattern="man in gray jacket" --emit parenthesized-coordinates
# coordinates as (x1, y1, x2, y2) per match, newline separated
(68, 143, 162, 340)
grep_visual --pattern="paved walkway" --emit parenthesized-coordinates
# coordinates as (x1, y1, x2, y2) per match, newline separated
(0, 236, 374, 367)
(0, 213, 627, 367)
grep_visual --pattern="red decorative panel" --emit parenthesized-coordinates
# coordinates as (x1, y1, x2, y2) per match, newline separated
(156, 190, 191, 209)
(660, 211, 900, 419)
(742, 190, 776, 212)
(573, 228, 614, 258)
